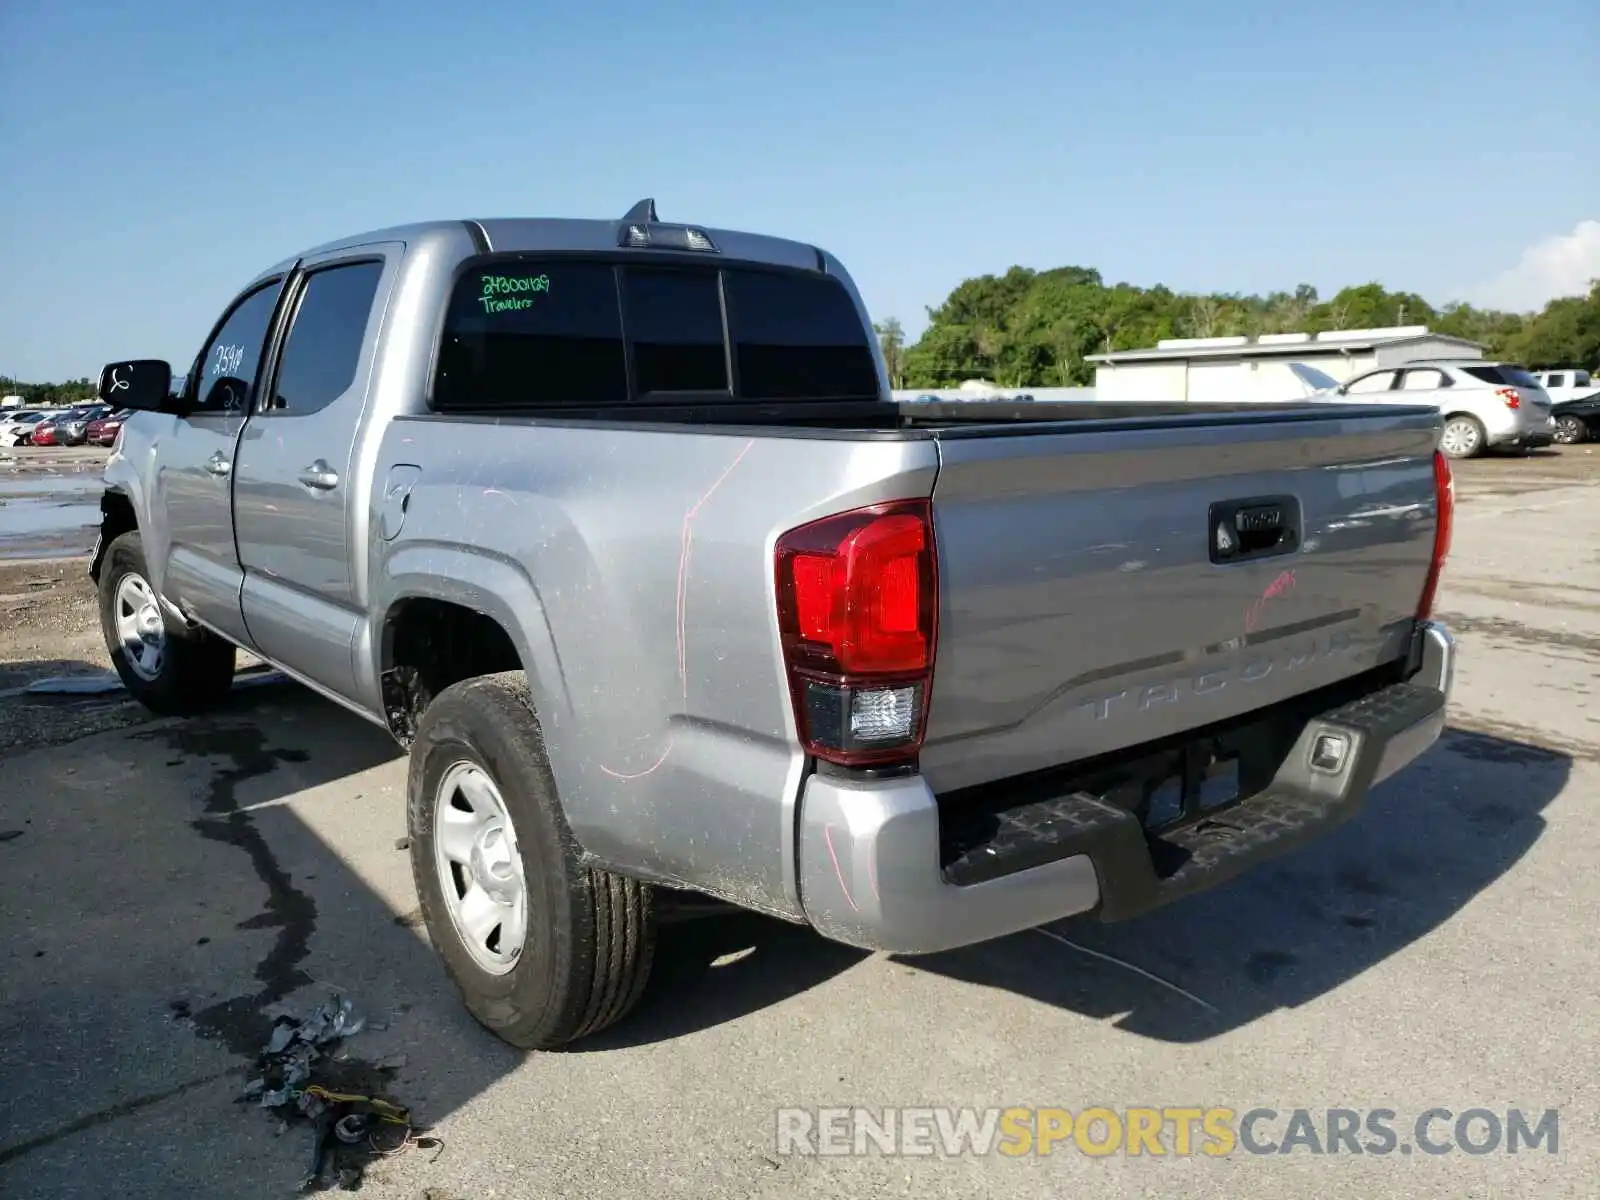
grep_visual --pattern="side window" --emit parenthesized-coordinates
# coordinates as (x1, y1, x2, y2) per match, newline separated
(191, 281, 285, 414)
(434, 262, 626, 410)
(621, 267, 727, 395)
(1343, 370, 1398, 394)
(268, 261, 384, 416)
(1399, 369, 1448, 390)
(1546, 372, 1566, 388)
(1575, 370, 1591, 387)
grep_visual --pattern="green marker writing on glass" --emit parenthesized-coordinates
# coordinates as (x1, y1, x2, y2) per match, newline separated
(480, 273, 552, 299)
(479, 296, 536, 314)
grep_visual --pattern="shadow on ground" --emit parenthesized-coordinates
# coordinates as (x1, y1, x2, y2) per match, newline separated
(575, 909, 867, 1052)
(903, 726, 1568, 1041)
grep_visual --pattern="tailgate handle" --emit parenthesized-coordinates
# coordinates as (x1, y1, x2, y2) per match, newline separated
(1210, 496, 1300, 564)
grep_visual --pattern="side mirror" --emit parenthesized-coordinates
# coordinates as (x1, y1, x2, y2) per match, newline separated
(99, 360, 181, 413)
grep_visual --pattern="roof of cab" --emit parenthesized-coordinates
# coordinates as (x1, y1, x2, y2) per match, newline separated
(271, 204, 829, 277)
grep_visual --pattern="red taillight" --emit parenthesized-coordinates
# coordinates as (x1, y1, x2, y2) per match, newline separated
(775, 499, 938, 767)
(1495, 387, 1521, 409)
(1417, 450, 1453, 620)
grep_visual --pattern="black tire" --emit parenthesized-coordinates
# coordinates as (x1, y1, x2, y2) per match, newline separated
(97, 530, 237, 715)
(407, 671, 656, 1049)
(1554, 414, 1587, 445)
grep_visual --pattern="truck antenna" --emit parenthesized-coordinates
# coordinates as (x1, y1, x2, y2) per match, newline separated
(622, 198, 658, 223)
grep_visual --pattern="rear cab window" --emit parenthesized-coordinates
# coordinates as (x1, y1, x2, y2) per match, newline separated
(431, 257, 879, 414)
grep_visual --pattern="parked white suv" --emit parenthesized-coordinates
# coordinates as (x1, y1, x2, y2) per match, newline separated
(1331, 360, 1556, 458)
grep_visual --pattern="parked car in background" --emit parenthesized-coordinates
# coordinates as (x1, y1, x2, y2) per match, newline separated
(1532, 368, 1597, 407)
(32, 404, 111, 447)
(64, 404, 115, 445)
(86, 408, 134, 446)
(0, 409, 51, 446)
(29, 406, 90, 446)
(1332, 361, 1556, 459)
(1552, 394, 1600, 444)
(28, 417, 64, 445)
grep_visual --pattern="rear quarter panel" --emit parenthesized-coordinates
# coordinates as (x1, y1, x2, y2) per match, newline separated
(371, 417, 938, 917)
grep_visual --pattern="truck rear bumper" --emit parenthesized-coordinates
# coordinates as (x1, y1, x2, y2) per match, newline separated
(796, 620, 1455, 954)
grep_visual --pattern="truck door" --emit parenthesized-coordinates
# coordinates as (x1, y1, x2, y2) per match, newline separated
(153, 277, 287, 648)
(232, 247, 394, 705)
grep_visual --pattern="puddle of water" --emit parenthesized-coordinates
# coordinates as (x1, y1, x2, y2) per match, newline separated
(0, 469, 105, 559)
(0, 498, 100, 560)
(0, 474, 104, 497)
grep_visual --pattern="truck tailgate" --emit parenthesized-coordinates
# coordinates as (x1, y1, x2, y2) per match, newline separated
(918, 408, 1442, 794)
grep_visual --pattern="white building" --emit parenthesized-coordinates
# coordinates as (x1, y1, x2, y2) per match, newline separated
(1088, 326, 1486, 403)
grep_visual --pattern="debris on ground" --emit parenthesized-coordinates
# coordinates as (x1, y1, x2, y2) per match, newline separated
(23, 671, 124, 695)
(20, 663, 287, 698)
(240, 992, 442, 1192)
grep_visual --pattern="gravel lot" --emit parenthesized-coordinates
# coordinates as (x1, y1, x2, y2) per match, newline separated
(2, 445, 1597, 1198)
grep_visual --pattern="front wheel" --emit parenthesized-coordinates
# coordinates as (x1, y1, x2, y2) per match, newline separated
(407, 671, 656, 1049)
(1554, 414, 1587, 445)
(1439, 414, 1487, 459)
(98, 531, 237, 714)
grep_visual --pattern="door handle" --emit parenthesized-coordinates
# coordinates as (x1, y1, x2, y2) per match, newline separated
(206, 453, 232, 477)
(298, 461, 340, 491)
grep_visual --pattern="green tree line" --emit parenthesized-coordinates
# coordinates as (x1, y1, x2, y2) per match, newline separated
(881, 272, 1600, 389)
(0, 376, 98, 407)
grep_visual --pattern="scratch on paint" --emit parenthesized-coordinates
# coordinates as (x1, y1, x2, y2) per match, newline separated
(676, 440, 755, 694)
(599, 736, 677, 781)
(822, 823, 859, 912)
(598, 439, 756, 780)
(1244, 568, 1297, 634)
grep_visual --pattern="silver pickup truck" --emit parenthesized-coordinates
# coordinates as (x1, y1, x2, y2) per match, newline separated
(91, 201, 1457, 1049)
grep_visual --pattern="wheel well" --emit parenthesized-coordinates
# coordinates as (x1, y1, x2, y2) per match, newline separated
(380, 599, 523, 743)
(89, 491, 138, 583)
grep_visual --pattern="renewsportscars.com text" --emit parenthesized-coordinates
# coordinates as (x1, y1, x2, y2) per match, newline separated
(775, 1106, 1561, 1159)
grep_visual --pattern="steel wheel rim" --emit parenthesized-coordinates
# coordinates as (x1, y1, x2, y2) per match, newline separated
(114, 573, 166, 681)
(1440, 419, 1478, 457)
(434, 761, 528, 975)
(1554, 416, 1582, 444)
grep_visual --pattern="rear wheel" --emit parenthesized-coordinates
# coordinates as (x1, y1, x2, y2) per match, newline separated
(1554, 414, 1587, 445)
(407, 671, 656, 1049)
(98, 531, 237, 714)
(1439, 414, 1486, 459)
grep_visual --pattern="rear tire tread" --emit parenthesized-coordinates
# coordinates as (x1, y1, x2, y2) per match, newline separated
(408, 671, 655, 1050)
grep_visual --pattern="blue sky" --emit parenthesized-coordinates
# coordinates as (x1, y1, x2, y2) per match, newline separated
(1, 0, 1595, 382)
